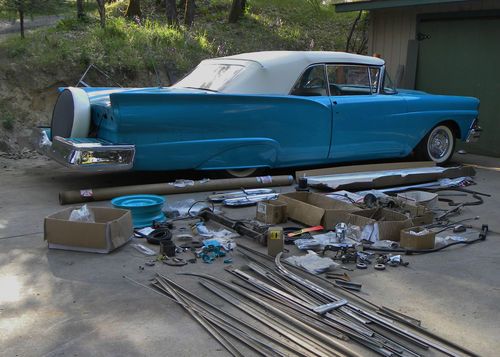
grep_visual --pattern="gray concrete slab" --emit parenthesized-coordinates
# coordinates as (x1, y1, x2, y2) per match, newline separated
(1, 155, 499, 356)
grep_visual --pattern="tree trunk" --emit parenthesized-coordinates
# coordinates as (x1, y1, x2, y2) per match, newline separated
(77, 0, 85, 19)
(345, 10, 362, 52)
(184, 0, 195, 27)
(165, 0, 178, 26)
(19, 9, 24, 38)
(228, 0, 244, 23)
(178, 0, 186, 12)
(125, 0, 142, 18)
(96, 0, 106, 28)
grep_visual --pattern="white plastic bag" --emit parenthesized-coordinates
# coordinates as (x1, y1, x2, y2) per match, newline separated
(285, 250, 339, 274)
(69, 204, 95, 223)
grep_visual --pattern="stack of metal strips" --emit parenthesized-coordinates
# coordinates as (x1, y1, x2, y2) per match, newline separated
(140, 246, 477, 357)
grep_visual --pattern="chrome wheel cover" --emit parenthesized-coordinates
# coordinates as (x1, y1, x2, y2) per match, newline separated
(428, 128, 451, 160)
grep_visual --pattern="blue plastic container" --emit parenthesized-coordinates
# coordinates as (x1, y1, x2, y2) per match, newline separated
(111, 194, 166, 228)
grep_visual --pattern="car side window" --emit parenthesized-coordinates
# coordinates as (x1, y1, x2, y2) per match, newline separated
(382, 71, 397, 94)
(326, 65, 378, 96)
(290, 65, 327, 96)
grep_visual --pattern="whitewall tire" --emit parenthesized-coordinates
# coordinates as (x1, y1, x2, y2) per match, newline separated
(425, 125, 455, 164)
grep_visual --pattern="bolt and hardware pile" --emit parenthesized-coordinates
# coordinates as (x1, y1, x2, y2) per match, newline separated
(126, 243, 478, 357)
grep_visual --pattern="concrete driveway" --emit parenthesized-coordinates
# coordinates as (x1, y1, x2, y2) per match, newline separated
(1, 154, 499, 356)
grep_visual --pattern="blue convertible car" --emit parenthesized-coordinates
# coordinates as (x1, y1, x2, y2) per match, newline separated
(38, 51, 481, 176)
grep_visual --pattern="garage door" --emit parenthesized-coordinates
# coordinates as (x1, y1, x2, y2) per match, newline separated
(416, 15, 500, 157)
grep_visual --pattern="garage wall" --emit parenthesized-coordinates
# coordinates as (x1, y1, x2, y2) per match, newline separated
(368, 0, 500, 84)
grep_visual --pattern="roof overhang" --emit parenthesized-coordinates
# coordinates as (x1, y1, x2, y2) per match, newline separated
(334, 0, 468, 12)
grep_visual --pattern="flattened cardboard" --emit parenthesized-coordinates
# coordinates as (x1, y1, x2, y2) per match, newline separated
(44, 207, 133, 253)
(347, 208, 413, 242)
(296, 162, 475, 191)
(400, 227, 435, 249)
(279, 192, 359, 229)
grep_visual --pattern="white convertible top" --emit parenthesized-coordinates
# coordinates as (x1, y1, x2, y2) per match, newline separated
(174, 51, 385, 95)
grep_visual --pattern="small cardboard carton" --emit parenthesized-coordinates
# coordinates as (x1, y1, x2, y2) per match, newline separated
(44, 207, 133, 253)
(397, 199, 434, 225)
(347, 208, 413, 242)
(256, 200, 288, 224)
(279, 192, 360, 229)
(400, 226, 435, 250)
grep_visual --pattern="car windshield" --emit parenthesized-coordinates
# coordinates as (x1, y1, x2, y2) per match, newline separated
(174, 63, 245, 91)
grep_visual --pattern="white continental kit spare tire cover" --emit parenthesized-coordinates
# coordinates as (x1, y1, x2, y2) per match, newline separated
(50, 87, 91, 139)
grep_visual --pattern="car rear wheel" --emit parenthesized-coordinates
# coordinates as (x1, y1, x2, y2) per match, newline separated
(225, 168, 258, 178)
(416, 124, 455, 164)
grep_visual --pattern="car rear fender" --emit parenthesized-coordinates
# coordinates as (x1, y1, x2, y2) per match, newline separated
(132, 138, 279, 171)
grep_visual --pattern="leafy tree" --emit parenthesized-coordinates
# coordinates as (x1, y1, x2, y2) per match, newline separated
(228, 0, 246, 23)
(165, 0, 177, 26)
(0, 0, 61, 38)
(125, 0, 141, 19)
(76, 0, 84, 19)
(184, 0, 194, 27)
(95, 0, 105, 27)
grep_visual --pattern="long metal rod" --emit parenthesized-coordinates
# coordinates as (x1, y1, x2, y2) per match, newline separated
(180, 272, 364, 357)
(228, 267, 375, 339)
(233, 261, 428, 357)
(155, 274, 305, 357)
(198, 279, 341, 357)
(155, 276, 244, 357)
(153, 278, 281, 357)
(239, 244, 472, 356)
(238, 244, 380, 310)
(274, 253, 470, 357)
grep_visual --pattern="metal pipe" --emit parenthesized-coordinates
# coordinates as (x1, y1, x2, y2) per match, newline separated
(59, 175, 294, 204)
(181, 272, 364, 357)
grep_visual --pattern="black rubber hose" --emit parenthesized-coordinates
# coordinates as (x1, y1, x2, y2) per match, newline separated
(364, 225, 488, 255)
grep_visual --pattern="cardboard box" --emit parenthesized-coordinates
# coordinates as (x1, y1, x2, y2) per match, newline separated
(279, 192, 360, 229)
(44, 207, 133, 253)
(347, 208, 413, 242)
(267, 226, 284, 257)
(400, 226, 435, 249)
(411, 211, 434, 225)
(256, 200, 288, 224)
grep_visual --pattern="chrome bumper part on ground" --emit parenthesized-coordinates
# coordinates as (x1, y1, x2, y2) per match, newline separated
(36, 128, 135, 172)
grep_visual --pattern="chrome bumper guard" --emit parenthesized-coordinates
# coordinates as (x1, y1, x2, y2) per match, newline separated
(466, 126, 482, 143)
(36, 128, 135, 172)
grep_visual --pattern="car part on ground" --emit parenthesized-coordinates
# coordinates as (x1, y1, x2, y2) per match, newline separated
(111, 194, 166, 228)
(198, 210, 267, 245)
(58, 175, 294, 204)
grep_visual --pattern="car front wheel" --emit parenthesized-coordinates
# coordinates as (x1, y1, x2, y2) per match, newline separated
(416, 124, 455, 164)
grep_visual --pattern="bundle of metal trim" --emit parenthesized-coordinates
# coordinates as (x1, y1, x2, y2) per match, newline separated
(127, 246, 478, 357)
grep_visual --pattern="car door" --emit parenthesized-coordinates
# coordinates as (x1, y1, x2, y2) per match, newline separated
(327, 64, 408, 161)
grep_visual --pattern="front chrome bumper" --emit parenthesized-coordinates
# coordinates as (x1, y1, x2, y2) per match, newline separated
(466, 127, 481, 143)
(466, 119, 481, 143)
(35, 127, 135, 172)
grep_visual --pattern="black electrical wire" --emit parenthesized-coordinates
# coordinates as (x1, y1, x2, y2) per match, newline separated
(363, 225, 487, 255)
(187, 200, 215, 217)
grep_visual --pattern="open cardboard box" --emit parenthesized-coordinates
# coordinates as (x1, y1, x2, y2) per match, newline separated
(44, 206, 133, 253)
(279, 192, 360, 229)
(347, 208, 413, 242)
